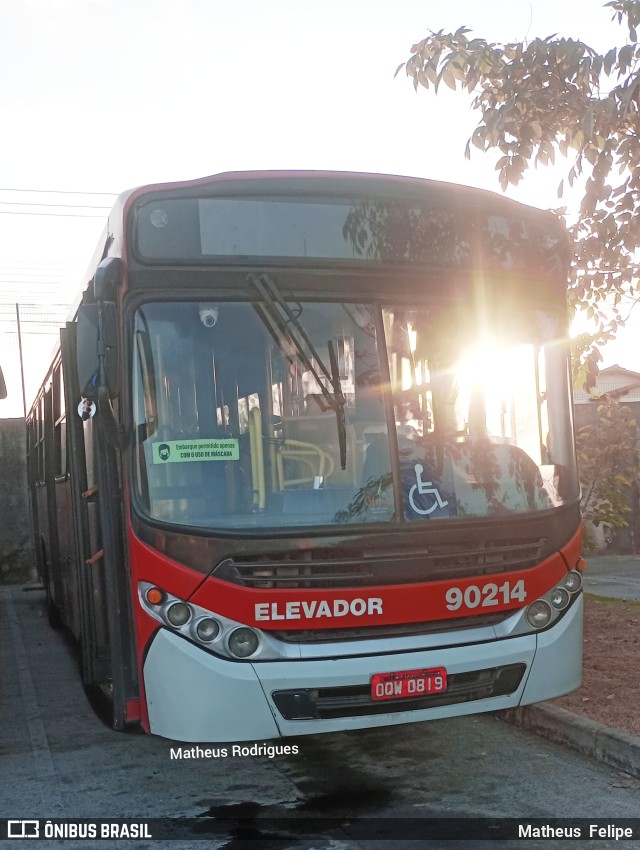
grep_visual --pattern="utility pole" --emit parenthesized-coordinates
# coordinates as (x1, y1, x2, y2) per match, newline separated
(15, 303, 27, 418)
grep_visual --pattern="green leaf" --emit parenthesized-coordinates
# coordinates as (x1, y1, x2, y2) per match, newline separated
(571, 130, 585, 150)
(471, 127, 486, 150)
(618, 43, 634, 72)
(583, 108, 594, 140)
(441, 67, 457, 90)
(425, 60, 438, 84)
(530, 120, 543, 139)
(604, 47, 618, 75)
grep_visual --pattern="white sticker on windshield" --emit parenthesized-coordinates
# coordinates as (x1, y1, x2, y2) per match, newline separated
(152, 439, 240, 464)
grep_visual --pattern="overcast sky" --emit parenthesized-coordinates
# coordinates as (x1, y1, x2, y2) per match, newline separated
(0, 0, 629, 416)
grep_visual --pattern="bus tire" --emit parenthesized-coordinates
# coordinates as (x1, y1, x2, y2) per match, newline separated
(41, 543, 61, 629)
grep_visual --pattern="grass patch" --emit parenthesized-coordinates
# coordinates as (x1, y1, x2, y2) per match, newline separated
(584, 592, 640, 609)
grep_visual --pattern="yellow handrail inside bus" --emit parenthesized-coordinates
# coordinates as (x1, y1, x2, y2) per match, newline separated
(275, 438, 334, 489)
(248, 407, 265, 510)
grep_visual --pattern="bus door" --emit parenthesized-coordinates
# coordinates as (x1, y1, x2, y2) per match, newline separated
(64, 319, 140, 733)
(41, 383, 64, 622)
(61, 323, 111, 687)
(50, 362, 81, 635)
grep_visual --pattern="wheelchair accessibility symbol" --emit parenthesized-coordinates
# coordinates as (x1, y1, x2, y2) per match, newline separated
(409, 463, 449, 515)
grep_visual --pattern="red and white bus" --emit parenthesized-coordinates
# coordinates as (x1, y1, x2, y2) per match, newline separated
(27, 171, 584, 742)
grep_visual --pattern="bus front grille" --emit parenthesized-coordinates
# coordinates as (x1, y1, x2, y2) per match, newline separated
(212, 538, 546, 589)
(271, 611, 510, 643)
(272, 663, 526, 720)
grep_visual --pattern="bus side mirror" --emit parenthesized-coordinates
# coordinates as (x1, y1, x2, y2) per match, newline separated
(77, 302, 118, 400)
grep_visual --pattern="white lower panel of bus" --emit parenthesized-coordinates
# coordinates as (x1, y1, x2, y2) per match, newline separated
(143, 595, 582, 743)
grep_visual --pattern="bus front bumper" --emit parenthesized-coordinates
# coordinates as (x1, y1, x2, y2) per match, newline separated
(142, 595, 582, 742)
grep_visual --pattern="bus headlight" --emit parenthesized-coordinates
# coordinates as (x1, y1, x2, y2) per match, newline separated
(138, 582, 286, 661)
(515, 568, 582, 636)
(562, 570, 583, 593)
(165, 601, 192, 627)
(192, 617, 220, 643)
(550, 587, 570, 610)
(228, 627, 260, 658)
(526, 600, 552, 629)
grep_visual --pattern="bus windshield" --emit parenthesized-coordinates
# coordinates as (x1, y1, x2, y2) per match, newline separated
(131, 297, 579, 530)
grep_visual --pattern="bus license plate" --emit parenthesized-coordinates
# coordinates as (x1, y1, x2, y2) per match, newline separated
(370, 667, 447, 701)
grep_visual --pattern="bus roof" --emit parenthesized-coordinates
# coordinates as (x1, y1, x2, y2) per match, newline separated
(117, 170, 563, 218)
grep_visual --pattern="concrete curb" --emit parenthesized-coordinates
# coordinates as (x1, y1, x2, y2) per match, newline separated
(498, 703, 640, 779)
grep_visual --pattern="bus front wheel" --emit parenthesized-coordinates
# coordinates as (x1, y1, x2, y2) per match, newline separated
(41, 542, 61, 629)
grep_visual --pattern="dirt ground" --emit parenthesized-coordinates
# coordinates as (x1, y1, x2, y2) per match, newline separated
(552, 594, 640, 737)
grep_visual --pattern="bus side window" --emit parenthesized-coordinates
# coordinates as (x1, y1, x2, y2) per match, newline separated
(53, 366, 67, 477)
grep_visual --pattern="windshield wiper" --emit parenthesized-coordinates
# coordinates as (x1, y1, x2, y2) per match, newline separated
(248, 273, 347, 470)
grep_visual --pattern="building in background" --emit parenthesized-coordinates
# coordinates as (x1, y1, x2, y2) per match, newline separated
(0, 418, 35, 582)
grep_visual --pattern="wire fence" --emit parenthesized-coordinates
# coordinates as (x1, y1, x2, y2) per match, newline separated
(0, 303, 72, 418)
(0, 302, 70, 333)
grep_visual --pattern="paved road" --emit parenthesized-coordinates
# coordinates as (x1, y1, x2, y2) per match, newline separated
(583, 555, 640, 601)
(2, 585, 640, 849)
